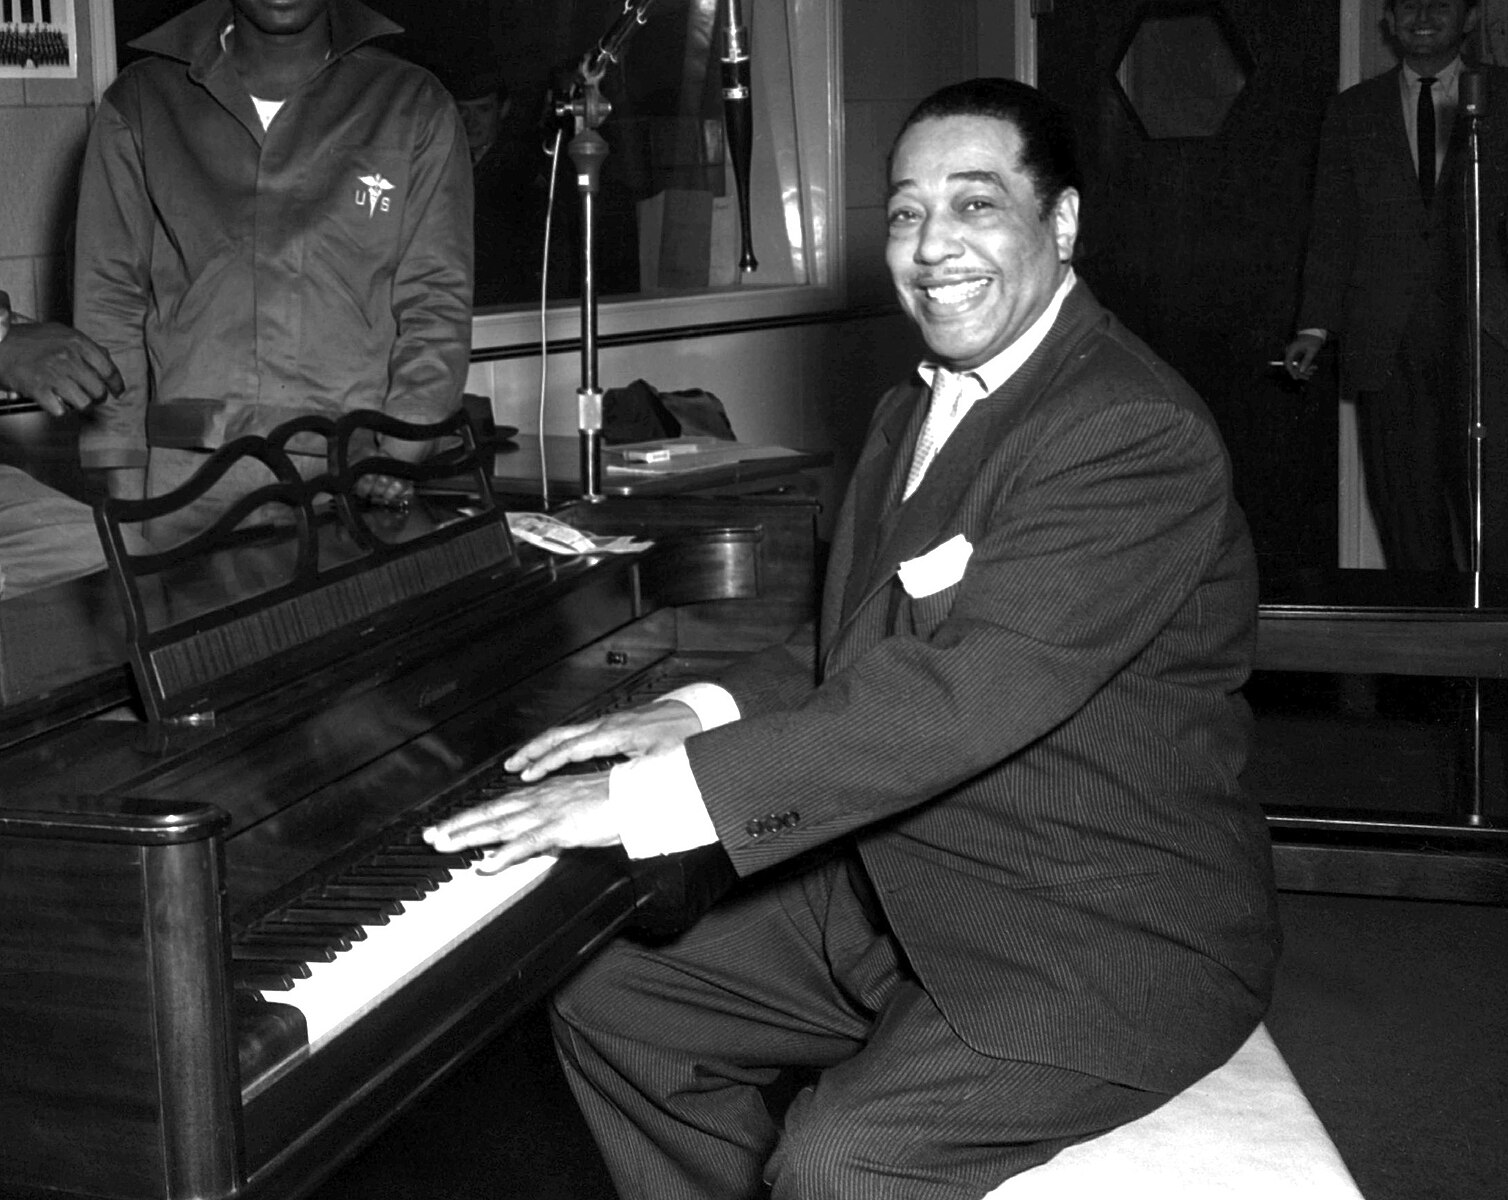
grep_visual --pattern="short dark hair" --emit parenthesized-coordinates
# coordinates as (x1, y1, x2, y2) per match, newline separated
(888, 78, 1082, 217)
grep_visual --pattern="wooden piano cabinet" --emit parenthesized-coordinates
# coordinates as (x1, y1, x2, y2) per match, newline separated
(0, 440, 825, 1200)
(0, 798, 241, 1200)
(1251, 570, 1508, 905)
(0, 425, 832, 1200)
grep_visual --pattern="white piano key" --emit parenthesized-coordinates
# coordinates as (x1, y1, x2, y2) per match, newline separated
(258, 853, 558, 1052)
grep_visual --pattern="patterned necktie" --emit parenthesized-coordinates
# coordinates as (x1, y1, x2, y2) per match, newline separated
(1418, 76, 1437, 205)
(904, 368, 969, 500)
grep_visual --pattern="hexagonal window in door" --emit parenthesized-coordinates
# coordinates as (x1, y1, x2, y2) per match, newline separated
(1113, 1, 1253, 140)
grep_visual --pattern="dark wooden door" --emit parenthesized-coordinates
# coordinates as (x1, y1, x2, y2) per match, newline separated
(1035, 0, 1342, 574)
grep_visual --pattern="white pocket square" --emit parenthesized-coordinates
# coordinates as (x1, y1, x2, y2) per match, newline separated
(897, 534, 973, 599)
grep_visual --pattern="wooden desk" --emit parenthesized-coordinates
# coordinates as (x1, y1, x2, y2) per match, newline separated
(1252, 569, 1508, 905)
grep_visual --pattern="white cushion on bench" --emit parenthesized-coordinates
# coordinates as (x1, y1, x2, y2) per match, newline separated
(984, 1024, 1363, 1199)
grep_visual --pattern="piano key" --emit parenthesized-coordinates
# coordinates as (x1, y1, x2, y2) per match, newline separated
(241, 928, 356, 952)
(233, 943, 337, 965)
(366, 851, 474, 870)
(257, 853, 557, 1051)
(334, 868, 446, 890)
(318, 883, 420, 904)
(258, 919, 366, 942)
(278, 903, 395, 925)
(236, 968, 298, 992)
(233, 962, 325, 986)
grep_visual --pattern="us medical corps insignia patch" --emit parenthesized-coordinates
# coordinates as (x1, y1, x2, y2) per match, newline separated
(356, 173, 395, 218)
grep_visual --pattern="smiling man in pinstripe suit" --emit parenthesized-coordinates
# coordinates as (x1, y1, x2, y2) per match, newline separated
(428, 78, 1280, 1200)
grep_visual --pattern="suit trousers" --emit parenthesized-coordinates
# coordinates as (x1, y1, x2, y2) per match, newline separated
(549, 856, 1167, 1200)
(1358, 322, 1508, 573)
(1357, 339, 1465, 572)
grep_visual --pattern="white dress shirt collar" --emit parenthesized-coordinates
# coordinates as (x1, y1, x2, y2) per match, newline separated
(1402, 55, 1463, 94)
(917, 268, 1078, 399)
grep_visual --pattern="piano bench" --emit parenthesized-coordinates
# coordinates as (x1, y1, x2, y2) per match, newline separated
(983, 1024, 1364, 1199)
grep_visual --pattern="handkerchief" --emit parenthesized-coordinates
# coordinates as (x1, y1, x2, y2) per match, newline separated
(897, 533, 973, 598)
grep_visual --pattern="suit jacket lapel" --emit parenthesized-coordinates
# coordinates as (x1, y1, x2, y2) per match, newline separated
(1381, 65, 1463, 213)
(880, 285, 1101, 567)
(824, 283, 1105, 662)
(835, 382, 925, 626)
(1378, 68, 1419, 192)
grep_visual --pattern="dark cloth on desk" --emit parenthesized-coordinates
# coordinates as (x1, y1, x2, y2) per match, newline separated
(603, 378, 736, 444)
(552, 281, 1278, 1198)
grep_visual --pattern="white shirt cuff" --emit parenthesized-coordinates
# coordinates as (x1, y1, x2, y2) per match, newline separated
(609, 745, 719, 859)
(659, 681, 740, 730)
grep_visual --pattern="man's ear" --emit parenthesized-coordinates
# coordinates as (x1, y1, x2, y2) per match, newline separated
(1052, 189, 1080, 263)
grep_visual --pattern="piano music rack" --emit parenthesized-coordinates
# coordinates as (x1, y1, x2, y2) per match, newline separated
(93, 409, 519, 725)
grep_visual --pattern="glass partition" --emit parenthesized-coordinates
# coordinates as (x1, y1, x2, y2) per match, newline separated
(108, 0, 844, 350)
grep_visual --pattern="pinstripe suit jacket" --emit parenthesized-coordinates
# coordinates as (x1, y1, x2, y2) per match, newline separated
(685, 282, 1278, 1094)
(1297, 65, 1508, 392)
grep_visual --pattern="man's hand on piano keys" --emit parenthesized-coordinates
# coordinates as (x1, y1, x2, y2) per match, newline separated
(423, 771, 619, 874)
(501, 700, 703, 782)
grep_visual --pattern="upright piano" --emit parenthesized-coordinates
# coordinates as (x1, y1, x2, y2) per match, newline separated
(0, 419, 822, 1200)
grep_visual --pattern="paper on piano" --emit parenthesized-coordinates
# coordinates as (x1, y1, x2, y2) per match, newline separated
(506, 512, 651, 556)
(604, 438, 802, 476)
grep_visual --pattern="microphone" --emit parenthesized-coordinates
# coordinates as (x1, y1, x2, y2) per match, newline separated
(1463, 70, 1488, 119)
(720, 0, 758, 272)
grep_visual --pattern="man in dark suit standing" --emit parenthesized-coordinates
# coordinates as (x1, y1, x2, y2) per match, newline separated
(1284, 0, 1508, 571)
(428, 78, 1279, 1198)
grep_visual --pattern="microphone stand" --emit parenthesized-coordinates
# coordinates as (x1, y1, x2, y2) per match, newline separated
(1462, 70, 1486, 827)
(552, 0, 657, 501)
(720, 0, 757, 272)
(1465, 71, 1486, 594)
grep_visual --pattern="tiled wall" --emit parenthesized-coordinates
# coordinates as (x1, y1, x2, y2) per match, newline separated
(842, 0, 979, 306)
(0, 0, 97, 322)
(0, 1, 99, 492)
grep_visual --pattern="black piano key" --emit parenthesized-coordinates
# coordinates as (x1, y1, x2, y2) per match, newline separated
(394, 830, 484, 863)
(317, 884, 419, 905)
(232, 943, 335, 965)
(352, 857, 455, 877)
(235, 968, 298, 992)
(340, 862, 448, 878)
(335, 868, 445, 891)
(260, 917, 367, 941)
(241, 926, 355, 952)
(366, 851, 473, 871)
(279, 902, 396, 925)
(230, 955, 311, 980)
